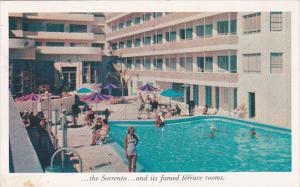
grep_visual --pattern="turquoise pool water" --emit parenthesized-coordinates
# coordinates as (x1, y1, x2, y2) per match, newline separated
(109, 117, 291, 172)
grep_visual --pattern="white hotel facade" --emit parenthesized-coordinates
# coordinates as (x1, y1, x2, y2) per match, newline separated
(106, 12, 291, 128)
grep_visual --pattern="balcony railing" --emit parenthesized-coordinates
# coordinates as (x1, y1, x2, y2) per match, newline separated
(94, 34, 106, 42)
(114, 35, 238, 57)
(127, 70, 238, 83)
(24, 31, 95, 41)
(37, 46, 103, 55)
(107, 12, 224, 41)
(23, 13, 95, 22)
(9, 38, 35, 49)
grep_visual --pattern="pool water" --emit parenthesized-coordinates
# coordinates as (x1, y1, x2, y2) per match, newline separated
(110, 118, 291, 172)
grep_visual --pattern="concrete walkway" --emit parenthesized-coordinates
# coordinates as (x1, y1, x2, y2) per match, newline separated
(56, 125, 127, 172)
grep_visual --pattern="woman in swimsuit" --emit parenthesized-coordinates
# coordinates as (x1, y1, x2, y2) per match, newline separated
(91, 119, 109, 146)
(124, 126, 139, 172)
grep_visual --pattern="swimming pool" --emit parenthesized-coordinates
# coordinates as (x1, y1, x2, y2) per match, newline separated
(109, 116, 291, 172)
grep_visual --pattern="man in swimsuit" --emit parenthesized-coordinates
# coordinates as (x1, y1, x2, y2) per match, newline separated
(124, 126, 139, 172)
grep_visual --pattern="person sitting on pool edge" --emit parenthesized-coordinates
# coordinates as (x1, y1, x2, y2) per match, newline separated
(203, 105, 209, 115)
(91, 117, 102, 134)
(91, 119, 110, 146)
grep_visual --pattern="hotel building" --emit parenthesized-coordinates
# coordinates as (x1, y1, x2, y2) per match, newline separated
(106, 12, 291, 128)
(9, 13, 106, 95)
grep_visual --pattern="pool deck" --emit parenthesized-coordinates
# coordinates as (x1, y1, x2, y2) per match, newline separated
(56, 125, 128, 172)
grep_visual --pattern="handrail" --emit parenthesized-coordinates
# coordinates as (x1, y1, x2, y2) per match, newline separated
(50, 147, 83, 172)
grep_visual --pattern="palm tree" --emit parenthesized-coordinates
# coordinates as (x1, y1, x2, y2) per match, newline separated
(105, 63, 132, 97)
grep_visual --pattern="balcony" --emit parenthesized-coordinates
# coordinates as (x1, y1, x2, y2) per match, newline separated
(94, 34, 106, 42)
(10, 30, 24, 38)
(114, 35, 238, 57)
(37, 46, 103, 55)
(107, 12, 220, 41)
(24, 31, 94, 41)
(9, 48, 35, 60)
(106, 13, 132, 23)
(127, 70, 238, 84)
(9, 38, 35, 49)
(23, 13, 95, 22)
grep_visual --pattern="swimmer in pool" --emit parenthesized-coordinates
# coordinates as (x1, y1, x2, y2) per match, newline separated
(208, 125, 216, 138)
(250, 128, 257, 137)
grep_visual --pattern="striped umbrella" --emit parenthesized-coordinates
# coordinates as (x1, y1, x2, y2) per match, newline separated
(103, 83, 118, 95)
(80, 92, 113, 104)
(15, 93, 41, 113)
(15, 93, 41, 102)
(138, 83, 158, 92)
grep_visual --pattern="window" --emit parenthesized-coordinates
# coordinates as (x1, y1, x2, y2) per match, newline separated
(243, 13, 261, 34)
(217, 20, 236, 35)
(166, 31, 176, 42)
(119, 22, 124, 29)
(143, 59, 151, 70)
(70, 43, 76, 47)
(186, 57, 193, 72)
(170, 31, 176, 41)
(82, 62, 98, 84)
(46, 42, 64, 47)
(69, 24, 87, 33)
(135, 59, 142, 70)
(180, 58, 185, 71)
(144, 13, 152, 21)
(23, 21, 43, 32)
(196, 24, 213, 37)
(35, 42, 42, 46)
(9, 19, 17, 30)
(119, 42, 125, 49)
(126, 40, 132, 48)
(153, 12, 163, 18)
(180, 29, 186, 40)
(179, 57, 193, 72)
(143, 36, 151, 45)
(82, 62, 89, 83)
(153, 58, 163, 71)
(234, 88, 238, 109)
(134, 17, 141, 24)
(218, 55, 237, 72)
(126, 20, 132, 27)
(186, 28, 193, 39)
(165, 58, 177, 71)
(46, 23, 64, 32)
(153, 34, 163, 44)
(135, 38, 141, 47)
(126, 58, 133, 69)
(243, 53, 261, 73)
(270, 12, 283, 31)
(270, 53, 283, 73)
(92, 43, 104, 49)
(112, 25, 118, 32)
(197, 57, 213, 72)
(111, 43, 118, 50)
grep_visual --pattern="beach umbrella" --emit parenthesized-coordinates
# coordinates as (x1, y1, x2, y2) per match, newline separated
(76, 87, 93, 95)
(103, 83, 118, 95)
(160, 89, 183, 98)
(160, 88, 183, 105)
(15, 93, 41, 102)
(15, 93, 41, 113)
(80, 92, 113, 104)
(80, 92, 113, 111)
(138, 83, 158, 92)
